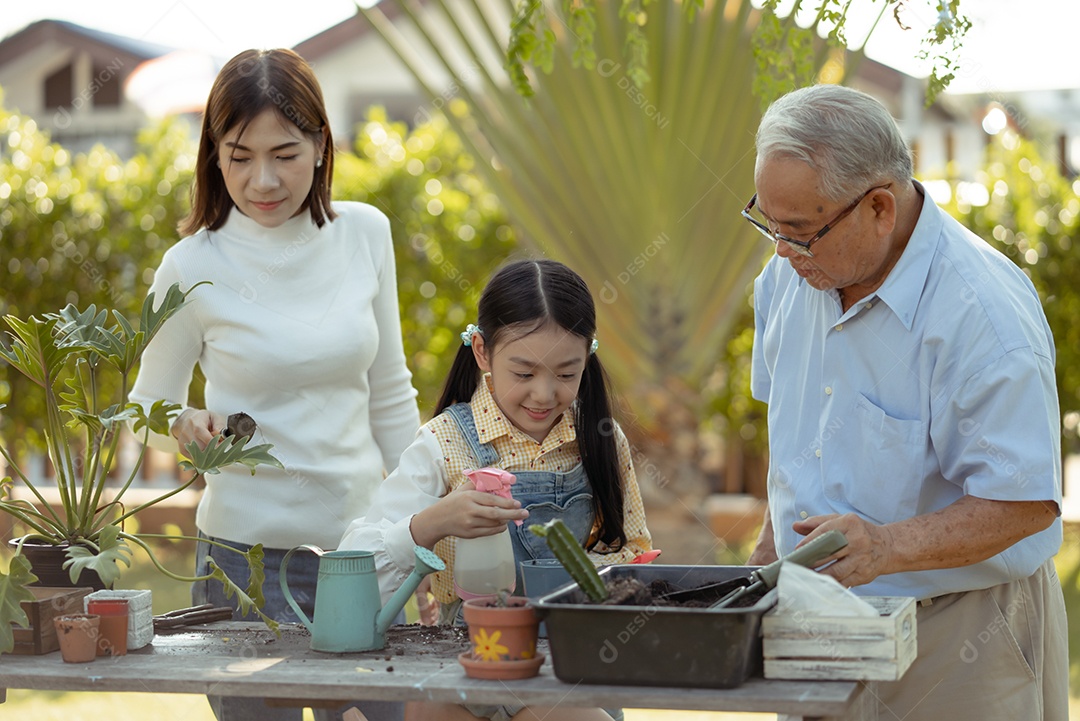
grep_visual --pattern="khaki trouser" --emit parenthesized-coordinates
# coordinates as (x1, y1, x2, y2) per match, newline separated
(874, 558, 1068, 721)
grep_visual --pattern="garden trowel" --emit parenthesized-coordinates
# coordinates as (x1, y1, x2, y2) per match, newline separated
(659, 530, 848, 607)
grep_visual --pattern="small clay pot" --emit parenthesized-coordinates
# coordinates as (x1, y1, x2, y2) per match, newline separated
(460, 597, 542, 680)
(87, 597, 128, 657)
(54, 614, 100, 663)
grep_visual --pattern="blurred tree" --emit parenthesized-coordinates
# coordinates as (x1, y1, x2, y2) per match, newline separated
(357, 0, 853, 501)
(506, 0, 971, 104)
(0, 98, 514, 459)
(333, 108, 518, 417)
(947, 132, 1080, 455)
(0, 94, 193, 460)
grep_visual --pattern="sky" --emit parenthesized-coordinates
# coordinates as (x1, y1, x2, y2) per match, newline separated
(1, 0, 1078, 94)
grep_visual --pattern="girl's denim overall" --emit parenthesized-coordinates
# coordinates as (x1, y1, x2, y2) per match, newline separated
(445, 404, 623, 721)
(445, 402, 595, 595)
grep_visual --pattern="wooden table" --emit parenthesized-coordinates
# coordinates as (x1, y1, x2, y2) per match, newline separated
(0, 622, 878, 720)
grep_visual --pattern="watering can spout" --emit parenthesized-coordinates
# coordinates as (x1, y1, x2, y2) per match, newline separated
(377, 546, 446, 636)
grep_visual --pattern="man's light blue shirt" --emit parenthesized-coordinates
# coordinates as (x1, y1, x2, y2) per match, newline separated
(751, 181, 1062, 600)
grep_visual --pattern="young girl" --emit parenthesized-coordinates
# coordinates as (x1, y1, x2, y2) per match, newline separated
(340, 259, 652, 721)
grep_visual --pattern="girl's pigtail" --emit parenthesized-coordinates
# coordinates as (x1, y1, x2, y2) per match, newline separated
(434, 344, 483, 416)
(576, 352, 627, 551)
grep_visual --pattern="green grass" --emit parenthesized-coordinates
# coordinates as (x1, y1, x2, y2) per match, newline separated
(0, 690, 226, 720)
(1057, 524, 1080, 697)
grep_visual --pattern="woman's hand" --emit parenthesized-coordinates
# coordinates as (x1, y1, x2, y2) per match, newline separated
(171, 408, 228, 455)
(409, 481, 529, 549)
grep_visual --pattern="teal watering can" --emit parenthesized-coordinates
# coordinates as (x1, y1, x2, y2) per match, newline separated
(280, 544, 444, 653)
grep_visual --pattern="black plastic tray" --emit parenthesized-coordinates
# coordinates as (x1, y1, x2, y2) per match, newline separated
(531, 564, 777, 689)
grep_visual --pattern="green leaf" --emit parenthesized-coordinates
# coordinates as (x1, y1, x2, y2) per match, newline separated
(179, 436, 283, 477)
(137, 282, 207, 353)
(0, 314, 72, 388)
(243, 544, 268, 609)
(206, 554, 279, 634)
(98, 404, 139, 429)
(506, 0, 545, 97)
(52, 303, 135, 373)
(111, 311, 136, 343)
(52, 304, 113, 353)
(63, 525, 132, 588)
(64, 403, 138, 436)
(58, 358, 94, 420)
(131, 399, 182, 438)
(0, 555, 40, 654)
(64, 408, 104, 436)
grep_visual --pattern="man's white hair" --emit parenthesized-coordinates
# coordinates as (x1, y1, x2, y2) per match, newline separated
(755, 84, 914, 202)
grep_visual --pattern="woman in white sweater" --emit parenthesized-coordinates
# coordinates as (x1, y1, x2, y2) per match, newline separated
(130, 49, 418, 721)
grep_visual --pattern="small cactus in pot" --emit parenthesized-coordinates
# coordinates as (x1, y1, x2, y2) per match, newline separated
(528, 519, 608, 602)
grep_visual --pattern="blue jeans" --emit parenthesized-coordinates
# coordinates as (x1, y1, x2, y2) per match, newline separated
(193, 533, 404, 721)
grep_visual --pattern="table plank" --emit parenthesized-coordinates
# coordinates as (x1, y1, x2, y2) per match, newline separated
(0, 622, 871, 717)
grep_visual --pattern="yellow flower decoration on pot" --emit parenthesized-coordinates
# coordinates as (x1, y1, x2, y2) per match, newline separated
(472, 628, 509, 662)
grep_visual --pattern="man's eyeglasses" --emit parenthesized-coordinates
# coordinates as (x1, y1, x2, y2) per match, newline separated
(741, 183, 892, 258)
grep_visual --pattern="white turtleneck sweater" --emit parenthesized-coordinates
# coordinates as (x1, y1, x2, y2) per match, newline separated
(130, 202, 420, 549)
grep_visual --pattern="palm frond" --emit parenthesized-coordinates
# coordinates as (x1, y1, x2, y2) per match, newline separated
(356, 0, 833, 409)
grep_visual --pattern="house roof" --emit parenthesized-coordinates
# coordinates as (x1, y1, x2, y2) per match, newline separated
(0, 19, 173, 70)
(852, 53, 959, 122)
(293, 3, 411, 61)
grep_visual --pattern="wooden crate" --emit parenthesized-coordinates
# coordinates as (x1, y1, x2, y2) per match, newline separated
(12, 587, 94, 655)
(762, 596, 916, 681)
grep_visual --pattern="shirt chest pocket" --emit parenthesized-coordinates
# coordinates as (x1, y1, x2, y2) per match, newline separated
(825, 394, 927, 524)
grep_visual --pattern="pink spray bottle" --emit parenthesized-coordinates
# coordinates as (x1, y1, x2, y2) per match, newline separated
(453, 468, 520, 601)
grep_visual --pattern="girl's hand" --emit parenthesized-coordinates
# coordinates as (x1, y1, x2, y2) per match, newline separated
(171, 408, 228, 454)
(414, 576, 438, 626)
(410, 481, 529, 548)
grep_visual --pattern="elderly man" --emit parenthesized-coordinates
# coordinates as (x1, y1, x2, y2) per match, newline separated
(745, 84, 1067, 720)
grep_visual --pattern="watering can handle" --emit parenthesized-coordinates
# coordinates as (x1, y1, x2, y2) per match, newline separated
(280, 544, 324, 631)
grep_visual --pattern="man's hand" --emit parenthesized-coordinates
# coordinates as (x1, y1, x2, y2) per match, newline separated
(793, 497, 1057, 588)
(793, 513, 896, 587)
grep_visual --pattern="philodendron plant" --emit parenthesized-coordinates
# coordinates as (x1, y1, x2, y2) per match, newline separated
(0, 281, 283, 653)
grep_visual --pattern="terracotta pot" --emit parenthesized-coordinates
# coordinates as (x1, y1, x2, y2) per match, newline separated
(87, 598, 128, 657)
(85, 589, 154, 650)
(8, 538, 105, 590)
(460, 597, 543, 680)
(53, 614, 100, 663)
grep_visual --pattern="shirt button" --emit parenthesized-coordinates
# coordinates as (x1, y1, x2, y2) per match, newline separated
(799, 511, 809, 519)
(864, 302, 873, 310)
(835, 323, 844, 331)
(815, 449, 822, 458)
(824, 386, 833, 395)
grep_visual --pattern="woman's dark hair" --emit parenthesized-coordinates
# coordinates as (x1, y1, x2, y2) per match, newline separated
(179, 48, 335, 236)
(436, 259, 627, 551)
